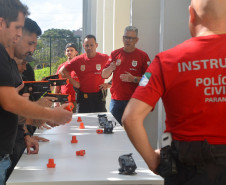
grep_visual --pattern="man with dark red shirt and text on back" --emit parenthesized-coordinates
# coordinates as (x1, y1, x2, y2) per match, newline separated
(122, 0, 226, 184)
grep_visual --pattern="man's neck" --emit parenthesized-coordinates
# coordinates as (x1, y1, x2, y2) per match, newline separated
(0, 39, 8, 50)
(196, 30, 226, 37)
(86, 53, 97, 59)
(123, 47, 136, 53)
(5, 47, 15, 58)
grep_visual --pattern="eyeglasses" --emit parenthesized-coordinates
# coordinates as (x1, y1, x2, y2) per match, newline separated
(123, 36, 137, 41)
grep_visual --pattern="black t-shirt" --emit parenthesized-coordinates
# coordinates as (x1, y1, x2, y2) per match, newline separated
(0, 44, 22, 155)
(22, 63, 35, 81)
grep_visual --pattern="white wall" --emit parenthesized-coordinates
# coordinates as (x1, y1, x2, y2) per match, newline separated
(162, 0, 190, 50)
(132, 0, 160, 148)
(96, 0, 104, 52)
(103, 0, 114, 55)
(132, 0, 160, 60)
(113, 0, 131, 51)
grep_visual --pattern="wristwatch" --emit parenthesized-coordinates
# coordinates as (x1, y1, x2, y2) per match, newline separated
(133, 77, 138, 83)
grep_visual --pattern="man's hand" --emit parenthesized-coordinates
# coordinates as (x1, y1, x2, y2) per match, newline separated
(15, 83, 24, 93)
(32, 136, 49, 142)
(27, 118, 46, 127)
(59, 66, 80, 88)
(99, 83, 111, 90)
(24, 135, 39, 154)
(120, 72, 134, 82)
(50, 103, 73, 124)
(152, 149, 161, 174)
(109, 61, 117, 71)
(37, 96, 56, 107)
(46, 121, 60, 128)
(54, 102, 60, 108)
(102, 61, 116, 78)
(38, 123, 52, 130)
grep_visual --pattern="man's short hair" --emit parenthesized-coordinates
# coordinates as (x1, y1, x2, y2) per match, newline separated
(65, 43, 78, 51)
(0, 0, 29, 27)
(23, 18, 42, 36)
(83, 34, 96, 42)
(124, 26, 138, 37)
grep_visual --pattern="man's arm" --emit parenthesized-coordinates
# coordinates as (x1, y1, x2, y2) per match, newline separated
(99, 82, 112, 90)
(120, 72, 141, 83)
(23, 125, 39, 154)
(0, 86, 72, 124)
(122, 98, 160, 172)
(59, 66, 80, 88)
(102, 61, 116, 78)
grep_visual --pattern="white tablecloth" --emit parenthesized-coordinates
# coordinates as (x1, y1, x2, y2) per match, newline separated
(7, 113, 163, 185)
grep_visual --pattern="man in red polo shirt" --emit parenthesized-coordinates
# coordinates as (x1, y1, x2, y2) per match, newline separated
(59, 35, 109, 113)
(122, 0, 226, 184)
(55, 43, 79, 113)
(102, 26, 150, 125)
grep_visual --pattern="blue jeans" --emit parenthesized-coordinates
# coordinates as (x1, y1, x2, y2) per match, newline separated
(109, 99, 129, 125)
(0, 155, 11, 185)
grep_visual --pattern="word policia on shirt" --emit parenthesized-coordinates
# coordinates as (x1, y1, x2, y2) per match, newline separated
(196, 76, 226, 102)
(178, 58, 226, 103)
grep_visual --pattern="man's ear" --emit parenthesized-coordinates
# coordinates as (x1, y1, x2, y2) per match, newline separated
(96, 42, 98, 48)
(189, 5, 195, 24)
(135, 37, 139, 44)
(0, 18, 4, 30)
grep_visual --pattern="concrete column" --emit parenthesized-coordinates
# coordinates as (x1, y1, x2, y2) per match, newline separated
(132, 0, 160, 59)
(83, 0, 97, 37)
(96, 0, 104, 52)
(113, 0, 131, 51)
(131, 0, 160, 149)
(102, 0, 114, 55)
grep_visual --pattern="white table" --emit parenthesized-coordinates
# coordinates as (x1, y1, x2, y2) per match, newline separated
(7, 113, 163, 185)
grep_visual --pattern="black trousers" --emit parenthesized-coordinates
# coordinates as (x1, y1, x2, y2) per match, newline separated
(164, 140, 226, 185)
(77, 90, 107, 113)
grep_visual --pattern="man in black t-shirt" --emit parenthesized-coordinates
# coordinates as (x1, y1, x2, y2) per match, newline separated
(5, 18, 48, 181)
(0, 2, 72, 184)
(0, 2, 29, 184)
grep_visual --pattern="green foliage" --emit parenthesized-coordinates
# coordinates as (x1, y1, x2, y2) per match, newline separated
(32, 28, 82, 73)
(51, 56, 67, 75)
(33, 39, 50, 64)
(35, 67, 51, 81)
(42, 29, 75, 38)
(29, 61, 35, 68)
(34, 56, 67, 81)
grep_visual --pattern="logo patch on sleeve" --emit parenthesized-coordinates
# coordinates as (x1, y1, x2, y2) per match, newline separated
(139, 72, 152, 86)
